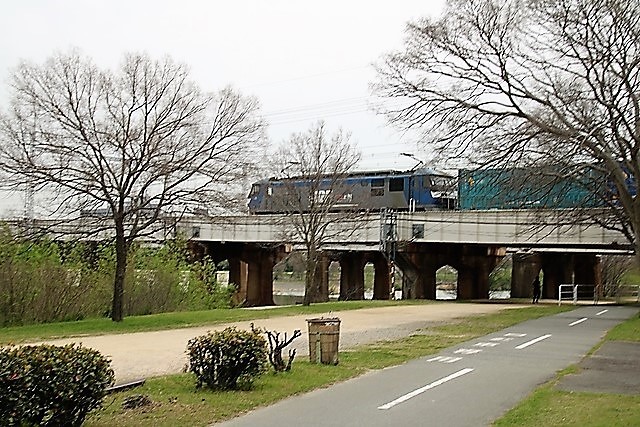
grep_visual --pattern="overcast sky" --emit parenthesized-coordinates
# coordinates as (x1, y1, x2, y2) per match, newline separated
(0, 0, 445, 217)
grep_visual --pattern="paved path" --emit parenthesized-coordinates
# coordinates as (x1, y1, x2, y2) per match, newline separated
(39, 303, 522, 383)
(215, 306, 638, 427)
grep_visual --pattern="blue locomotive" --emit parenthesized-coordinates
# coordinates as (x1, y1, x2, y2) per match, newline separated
(247, 168, 457, 214)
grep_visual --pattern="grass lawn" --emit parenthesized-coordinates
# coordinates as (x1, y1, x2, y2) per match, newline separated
(0, 300, 423, 344)
(494, 384, 640, 427)
(85, 305, 572, 426)
(494, 309, 640, 426)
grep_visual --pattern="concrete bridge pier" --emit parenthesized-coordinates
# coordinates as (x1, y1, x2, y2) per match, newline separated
(188, 242, 289, 307)
(371, 252, 392, 300)
(510, 252, 543, 298)
(457, 246, 505, 300)
(396, 244, 505, 300)
(541, 253, 574, 300)
(339, 252, 366, 300)
(240, 245, 291, 306)
(511, 252, 603, 301)
(228, 258, 248, 306)
(574, 254, 602, 299)
(395, 245, 438, 300)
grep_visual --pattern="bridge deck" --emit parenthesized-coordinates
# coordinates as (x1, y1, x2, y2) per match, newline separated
(177, 209, 629, 250)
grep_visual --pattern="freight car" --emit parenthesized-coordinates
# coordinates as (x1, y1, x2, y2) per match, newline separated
(247, 168, 456, 214)
(457, 167, 606, 210)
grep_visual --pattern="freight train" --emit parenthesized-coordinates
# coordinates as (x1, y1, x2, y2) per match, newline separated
(248, 166, 631, 214)
(247, 168, 457, 214)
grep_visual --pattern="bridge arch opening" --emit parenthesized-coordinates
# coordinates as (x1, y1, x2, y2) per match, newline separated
(436, 265, 458, 300)
(328, 260, 340, 299)
(489, 255, 517, 300)
(272, 252, 305, 305)
(364, 262, 374, 300)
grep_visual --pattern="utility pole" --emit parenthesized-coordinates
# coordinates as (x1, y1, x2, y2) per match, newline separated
(380, 208, 398, 299)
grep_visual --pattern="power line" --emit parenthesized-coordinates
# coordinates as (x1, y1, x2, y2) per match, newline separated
(264, 97, 406, 126)
(241, 65, 371, 89)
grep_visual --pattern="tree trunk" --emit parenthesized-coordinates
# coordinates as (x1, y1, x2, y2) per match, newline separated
(111, 224, 128, 322)
(303, 252, 317, 306)
(303, 262, 315, 306)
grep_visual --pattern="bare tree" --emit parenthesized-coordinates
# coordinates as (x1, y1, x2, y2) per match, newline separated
(0, 51, 265, 321)
(600, 255, 634, 297)
(274, 122, 361, 305)
(265, 329, 302, 372)
(375, 0, 640, 255)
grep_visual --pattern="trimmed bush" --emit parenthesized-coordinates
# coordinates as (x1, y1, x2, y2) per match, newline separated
(187, 326, 267, 390)
(0, 343, 114, 426)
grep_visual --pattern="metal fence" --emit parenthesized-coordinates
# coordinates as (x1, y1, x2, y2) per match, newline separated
(558, 284, 597, 305)
(558, 283, 640, 305)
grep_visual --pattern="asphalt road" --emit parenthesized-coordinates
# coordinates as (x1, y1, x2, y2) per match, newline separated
(215, 305, 638, 427)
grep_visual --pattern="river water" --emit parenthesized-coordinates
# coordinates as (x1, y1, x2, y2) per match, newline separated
(273, 287, 511, 305)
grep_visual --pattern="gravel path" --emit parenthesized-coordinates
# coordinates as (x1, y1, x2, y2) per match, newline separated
(39, 302, 523, 384)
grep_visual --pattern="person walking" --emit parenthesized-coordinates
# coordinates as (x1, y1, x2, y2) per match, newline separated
(532, 276, 541, 304)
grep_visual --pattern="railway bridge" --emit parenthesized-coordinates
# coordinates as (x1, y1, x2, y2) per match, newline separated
(177, 209, 631, 306)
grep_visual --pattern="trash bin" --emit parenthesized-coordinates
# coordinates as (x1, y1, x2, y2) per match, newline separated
(306, 317, 340, 365)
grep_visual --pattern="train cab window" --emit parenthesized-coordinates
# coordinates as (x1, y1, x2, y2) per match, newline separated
(249, 184, 261, 197)
(431, 176, 454, 191)
(371, 178, 385, 197)
(389, 178, 404, 192)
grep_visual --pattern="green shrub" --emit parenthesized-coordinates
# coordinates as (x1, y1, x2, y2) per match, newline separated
(0, 344, 114, 426)
(0, 229, 235, 324)
(186, 326, 267, 390)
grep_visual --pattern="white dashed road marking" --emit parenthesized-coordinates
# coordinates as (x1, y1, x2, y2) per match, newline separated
(427, 356, 463, 364)
(505, 333, 527, 337)
(474, 342, 499, 347)
(378, 368, 474, 410)
(454, 348, 483, 355)
(569, 317, 588, 327)
(515, 334, 552, 350)
(596, 309, 608, 316)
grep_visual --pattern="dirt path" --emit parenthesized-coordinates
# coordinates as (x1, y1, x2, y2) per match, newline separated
(40, 302, 522, 384)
